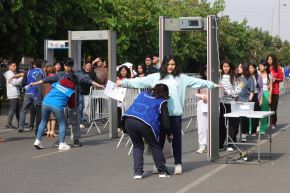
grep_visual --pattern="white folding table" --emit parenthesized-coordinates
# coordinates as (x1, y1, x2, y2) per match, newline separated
(224, 111, 274, 163)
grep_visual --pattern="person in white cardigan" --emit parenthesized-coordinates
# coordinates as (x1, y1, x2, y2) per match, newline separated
(5, 61, 23, 129)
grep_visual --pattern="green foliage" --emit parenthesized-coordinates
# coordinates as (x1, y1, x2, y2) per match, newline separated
(0, 0, 289, 71)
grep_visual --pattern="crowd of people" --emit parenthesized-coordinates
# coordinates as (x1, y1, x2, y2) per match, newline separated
(0, 53, 286, 179)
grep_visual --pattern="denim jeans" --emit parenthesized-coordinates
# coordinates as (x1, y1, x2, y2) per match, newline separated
(36, 104, 66, 143)
(7, 98, 20, 126)
(19, 94, 41, 130)
(78, 93, 84, 123)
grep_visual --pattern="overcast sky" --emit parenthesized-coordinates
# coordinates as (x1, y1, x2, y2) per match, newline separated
(208, 0, 290, 41)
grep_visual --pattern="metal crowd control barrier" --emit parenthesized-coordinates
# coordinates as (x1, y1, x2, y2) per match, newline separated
(116, 87, 197, 155)
(87, 87, 109, 134)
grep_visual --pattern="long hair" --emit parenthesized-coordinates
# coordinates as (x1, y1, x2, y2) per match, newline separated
(199, 64, 207, 80)
(266, 53, 279, 72)
(149, 83, 169, 99)
(249, 62, 259, 89)
(117, 65, 131, 79)
(220, 60, 236, 85)
(240, 62, 250, 79)
(159, 54, 181, 79)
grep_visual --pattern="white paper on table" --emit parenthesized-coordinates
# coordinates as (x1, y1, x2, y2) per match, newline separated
(104, 80, 127, 101)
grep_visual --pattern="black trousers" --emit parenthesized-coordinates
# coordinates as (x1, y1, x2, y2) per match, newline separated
(159, 116, 182, 165)
(250, 93, 260, 133)
(270, 94, 279, 126)
(219, 103, 239, 148)
(125, 118, 167, 175)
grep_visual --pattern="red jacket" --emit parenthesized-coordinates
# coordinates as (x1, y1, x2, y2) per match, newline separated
(270, 66, 284, 94)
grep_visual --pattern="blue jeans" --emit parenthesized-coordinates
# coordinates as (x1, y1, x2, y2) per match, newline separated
(36, 104, 66, 143)
(78, 93, 84, 123)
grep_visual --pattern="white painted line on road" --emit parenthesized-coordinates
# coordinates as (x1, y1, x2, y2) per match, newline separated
(175, 164, 227, 193)
(175, 124, 289, 193)
(32, 148, 76, 159)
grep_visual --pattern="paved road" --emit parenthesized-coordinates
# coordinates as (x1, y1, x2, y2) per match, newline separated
(0, 95, 290, 193)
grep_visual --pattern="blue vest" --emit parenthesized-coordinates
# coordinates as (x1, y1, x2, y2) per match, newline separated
(285, 67, 290, 78)
(124, 92, 166, 141)
(43, 82, 75, 110)
(25, 68, 45, 99)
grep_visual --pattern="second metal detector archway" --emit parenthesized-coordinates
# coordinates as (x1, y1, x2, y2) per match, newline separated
(68, 30, 118, 139)
(159, 16, 220, 161)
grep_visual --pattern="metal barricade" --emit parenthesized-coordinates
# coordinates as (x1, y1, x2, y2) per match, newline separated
(87, 87, 109, 134)
(182, 88, 198, 134)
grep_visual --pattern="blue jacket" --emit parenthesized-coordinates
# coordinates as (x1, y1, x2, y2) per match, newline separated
(123, 92, 166, 141)
(43, 82, 75, 110)
(24, 68, 45, 102)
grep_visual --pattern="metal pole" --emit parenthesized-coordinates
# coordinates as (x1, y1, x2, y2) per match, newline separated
(278, 0, 281, 38)
(108, 31, 118, 139)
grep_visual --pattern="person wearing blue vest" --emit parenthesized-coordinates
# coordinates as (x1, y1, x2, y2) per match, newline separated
(123, 84, 172, 179)
(33, 58, 104, 147)
(18, 59, 45, 133)
(32, 75, 78, 151)
(117, 54, 220, 175)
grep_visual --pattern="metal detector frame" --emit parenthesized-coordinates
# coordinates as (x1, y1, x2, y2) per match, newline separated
(159, 16, 220, 161)
(44, 40, 69, 64)
(68, 30, 118, 139)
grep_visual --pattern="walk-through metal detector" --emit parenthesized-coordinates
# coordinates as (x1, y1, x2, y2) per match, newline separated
(44, 40, 68, 64)
(68, 30, 118, 139)
(159, 16, 220, 161)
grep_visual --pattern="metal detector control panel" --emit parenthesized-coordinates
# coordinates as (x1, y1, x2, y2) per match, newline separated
(179, 17, 203, 30)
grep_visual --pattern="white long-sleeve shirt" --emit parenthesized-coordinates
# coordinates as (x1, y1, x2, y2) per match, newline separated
(6, 70, 23, 99)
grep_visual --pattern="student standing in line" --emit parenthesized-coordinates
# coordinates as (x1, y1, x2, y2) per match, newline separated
(266, 54, 284, 129)
(237, 63, 255, 142)
(248, 63, 263, 135)
(195, 64, 208, 154)
(117, 54, 220, 175)
(259, 60, 273, 134)
(123, 84, 172, 179)
(219, 60, 241, 151)
(5, 61, 23, 129)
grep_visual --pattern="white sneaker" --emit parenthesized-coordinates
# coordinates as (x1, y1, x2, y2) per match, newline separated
(271, 125, 276, 129)
(196, 145, 206, 154)
(174, 164, 182, 175)
(80, 124, 86, 129)
(33, 139, 44, 149)
(227, 147, 234, 152)
(152, 165, 158, 174)
(241, 134, 247, 142)
(133, 174, 143, 179)
(58, 143, 71, 151)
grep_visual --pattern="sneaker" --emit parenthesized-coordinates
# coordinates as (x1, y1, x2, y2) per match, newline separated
(24, 127, 33, 132)
(261, 131, 266, 135)
(174, 164, 182, 175)
(159, 170, 171, 178)
(227, 147, 234, 152)
(58, 143, 71, 151)
(18, 128, 24, 133)
(80, 124, 86, 129)
(33, 139, 44, 149)
(241, 134, 247, 142)
(133, 174, 143, 179)
(271, 125, 276, 129)
(152, 165, 158, 174)
(73, 139, 82, 147)
(6, 125, 17, 129)
(196, 145, 206, 154)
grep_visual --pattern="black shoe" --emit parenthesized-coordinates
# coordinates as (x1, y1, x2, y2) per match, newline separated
(53, 139, 59, 147)
(18, 128, 24, 133)
(158, 169, 171, 178)
(6, 125, 17, 129)
(73, 139, 82, 147)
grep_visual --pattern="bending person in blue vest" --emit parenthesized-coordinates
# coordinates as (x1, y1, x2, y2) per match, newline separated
(31, 75, 78, 151)
(117, 54, 220, 175)
(123, 84, 172, 179)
